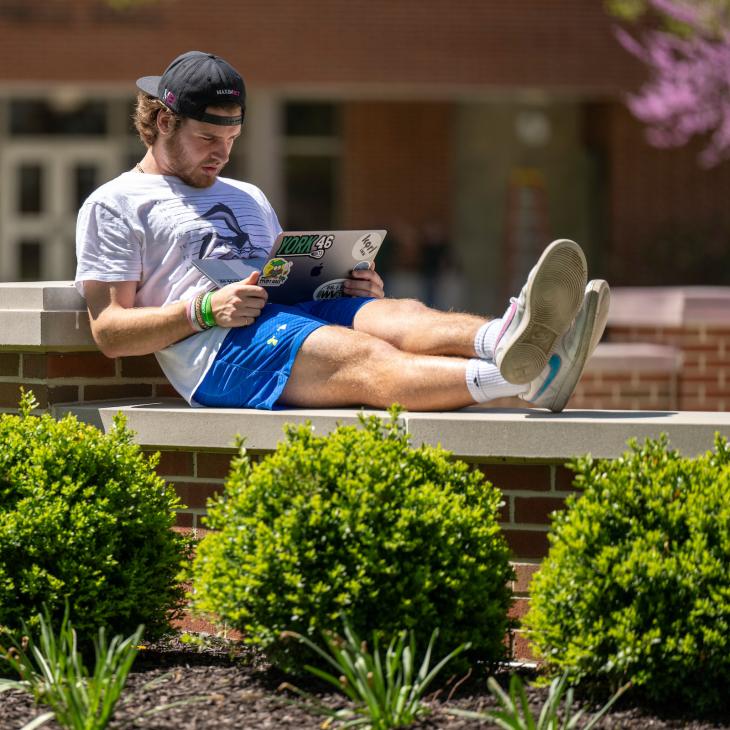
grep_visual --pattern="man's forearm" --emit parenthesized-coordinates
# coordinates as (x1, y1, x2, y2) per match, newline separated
(91, 299, 195, 358)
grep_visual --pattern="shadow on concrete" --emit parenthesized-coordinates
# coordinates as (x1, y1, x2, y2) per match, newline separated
(465, 406, 677, 419)
(525, 410, 677, 419)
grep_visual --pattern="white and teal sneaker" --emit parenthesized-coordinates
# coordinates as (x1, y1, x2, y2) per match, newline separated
(522, 279, 610, 413)
(495, 239, 587, 385)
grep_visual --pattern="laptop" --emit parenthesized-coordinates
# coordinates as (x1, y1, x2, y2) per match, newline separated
(191, 229, 386, 305)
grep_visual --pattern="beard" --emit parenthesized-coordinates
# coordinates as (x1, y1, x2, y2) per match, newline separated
(162, 131, 222, 189)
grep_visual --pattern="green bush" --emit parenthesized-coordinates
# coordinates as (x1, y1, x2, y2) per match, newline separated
(525, 433, 730, 712)
(192, 410, 514, 670)
(0, 391, 188, 641)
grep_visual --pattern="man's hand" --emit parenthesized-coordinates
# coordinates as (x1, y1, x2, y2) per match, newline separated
(210, 270, 268, 327)
(344, 264, 385, 299)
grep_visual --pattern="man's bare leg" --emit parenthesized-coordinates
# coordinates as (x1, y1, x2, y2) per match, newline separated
(352, 298, 488, 358)
(278, 324, 478, 411)
(279, 240, 599, 412)
(353, 238, 589, 369)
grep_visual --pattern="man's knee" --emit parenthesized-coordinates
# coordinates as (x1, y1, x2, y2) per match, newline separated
(356, 330, 402, 363)
(358, 297, 430, 320)
(365, 298, 431, 349)
(393, 297, 430, 316)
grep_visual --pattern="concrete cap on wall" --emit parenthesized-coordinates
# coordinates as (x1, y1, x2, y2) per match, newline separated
(608, 287, 730, 327)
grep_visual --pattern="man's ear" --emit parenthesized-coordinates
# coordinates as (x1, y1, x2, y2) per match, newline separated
(157, 109, 173, 135)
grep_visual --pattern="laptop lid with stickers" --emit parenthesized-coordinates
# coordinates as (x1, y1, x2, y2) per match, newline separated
(191, 229, 386, 305)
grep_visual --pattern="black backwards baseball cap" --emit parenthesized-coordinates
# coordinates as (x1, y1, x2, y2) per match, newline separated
(136, 51, 245, 126)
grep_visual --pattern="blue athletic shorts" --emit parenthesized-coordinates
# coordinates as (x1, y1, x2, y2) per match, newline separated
(192, 297, 373, 410)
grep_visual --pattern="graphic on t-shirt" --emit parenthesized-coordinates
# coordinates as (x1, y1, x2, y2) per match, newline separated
(196, 203, 269, 260)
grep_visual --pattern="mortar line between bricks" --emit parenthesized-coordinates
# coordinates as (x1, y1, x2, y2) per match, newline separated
(0, 376, 169, 384)
(499, 523, 551, 531)
(499, 489, 575, 497)
(168, 477, 226, 484)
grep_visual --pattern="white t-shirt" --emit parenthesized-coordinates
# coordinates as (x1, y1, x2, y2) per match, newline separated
(75, 171, 282, 404)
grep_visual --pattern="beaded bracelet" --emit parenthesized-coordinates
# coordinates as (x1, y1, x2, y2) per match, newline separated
(194, 292, 209, 330)
(201, 291, 217, 328)
(187, 296, 205, 332)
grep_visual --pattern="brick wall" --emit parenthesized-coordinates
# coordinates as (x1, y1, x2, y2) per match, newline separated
(0, 351, 176, 411)
(571, 369, 677, 411)
(0, 0, 640, 92)
(606, 106, 730, 287)
(148, 449, 575, 559)
(607, 325, 730, 411)
(342, 102, 452, 237)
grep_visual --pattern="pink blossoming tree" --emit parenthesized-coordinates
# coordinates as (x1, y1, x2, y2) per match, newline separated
(611, 0, 730, 166)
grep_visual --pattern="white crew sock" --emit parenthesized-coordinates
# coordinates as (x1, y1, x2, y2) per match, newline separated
(474, 319, 503, 361)
(465, 359, 528, 403)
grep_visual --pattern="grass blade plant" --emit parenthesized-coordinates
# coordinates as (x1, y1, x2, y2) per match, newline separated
(280, 622, 470, 729)
(450, 671, 630, 729)
(0, 607, 143, 730)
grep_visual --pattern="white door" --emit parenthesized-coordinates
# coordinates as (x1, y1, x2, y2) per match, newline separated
(0, 143, 118, 281)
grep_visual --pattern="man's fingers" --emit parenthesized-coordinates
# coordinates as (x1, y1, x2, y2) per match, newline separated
(242, 270, 260, 285)
(347, 268, 385, 298)
(345, 283, 383, 298)
(237, 303, 265, 317)
(233, 311, 262, 326)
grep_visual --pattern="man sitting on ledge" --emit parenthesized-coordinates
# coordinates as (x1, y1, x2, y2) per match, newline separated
(75, 50, 609, 414)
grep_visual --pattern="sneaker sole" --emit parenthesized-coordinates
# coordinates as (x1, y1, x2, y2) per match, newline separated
(548, 279, 610, 413)
(499, 239, 587, 385)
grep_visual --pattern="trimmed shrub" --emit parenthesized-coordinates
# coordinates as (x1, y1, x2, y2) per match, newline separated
(525, 433, 730, 712)
(0, 392, 188, 640)
(192, 411, 514, 670)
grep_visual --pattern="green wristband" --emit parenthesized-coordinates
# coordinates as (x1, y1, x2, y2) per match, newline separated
(201, 291, 217, 328)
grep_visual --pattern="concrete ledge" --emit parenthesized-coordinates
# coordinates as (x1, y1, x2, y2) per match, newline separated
(609, 286, 730, 327)
(585, 342, 680, 373)
(0, 281, 85, 311)
(0, 311, 95, 349)
(54, 398, 730, 460)
(0, 282, 93, 349)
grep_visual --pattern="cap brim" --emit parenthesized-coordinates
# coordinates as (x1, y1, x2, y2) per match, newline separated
(136, 75, 161, 98)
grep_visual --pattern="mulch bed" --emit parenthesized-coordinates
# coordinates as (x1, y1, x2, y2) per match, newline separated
(2, 634, 729, 729)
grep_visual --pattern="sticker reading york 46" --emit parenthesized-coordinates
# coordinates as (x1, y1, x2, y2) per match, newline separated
(277, 233, 335, 260)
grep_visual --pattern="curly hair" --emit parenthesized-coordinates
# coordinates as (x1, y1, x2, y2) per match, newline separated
(133, 92, 184, 147)
(132, 92, 242, 148)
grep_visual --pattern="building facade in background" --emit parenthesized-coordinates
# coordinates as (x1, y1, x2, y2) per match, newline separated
(1, 0, 729, 315)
